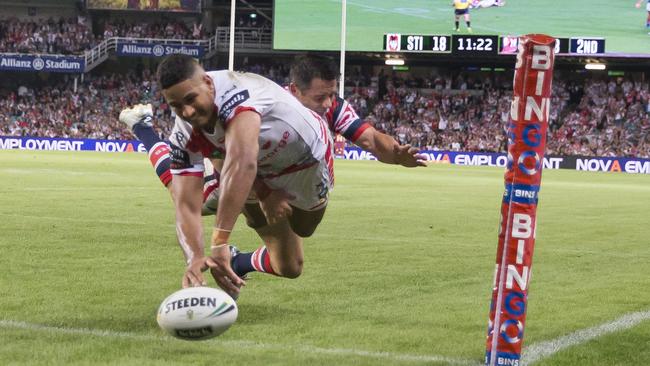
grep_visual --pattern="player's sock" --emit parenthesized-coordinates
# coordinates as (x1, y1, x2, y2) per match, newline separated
(133, 123, 172, 187)
(455, 21, 459, 30)
(467, 21, 471, 28)
(232, 246, 276, 277)
(133, 122, 161, 151)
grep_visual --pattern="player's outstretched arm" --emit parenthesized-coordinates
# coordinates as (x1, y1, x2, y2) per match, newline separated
(355, 127, 428, 167)
(172, 174, 210, 288)
(207, 111, 261, 296)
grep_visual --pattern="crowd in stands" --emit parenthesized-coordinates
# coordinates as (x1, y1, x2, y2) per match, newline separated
(0, 67, 649, 159)
(0, 11, 276, 55)
(0, 17, 210, 55)
(346, 73, 650, 158)
(100, 19, 205, 40)
(0, 16, 96, 54)
(0, 71, 172, 141)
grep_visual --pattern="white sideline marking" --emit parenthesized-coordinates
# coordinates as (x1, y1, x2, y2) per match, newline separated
(0, 320, 477, 366)
(3, 310, 649, 365)
(521, 309, 650, 365)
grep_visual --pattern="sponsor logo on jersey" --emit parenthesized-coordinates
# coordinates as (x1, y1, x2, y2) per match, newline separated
(219, 90, 250, 120)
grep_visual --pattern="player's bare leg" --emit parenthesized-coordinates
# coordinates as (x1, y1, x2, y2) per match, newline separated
(254, 219, 304, 278)
(229, 196, 327, 280)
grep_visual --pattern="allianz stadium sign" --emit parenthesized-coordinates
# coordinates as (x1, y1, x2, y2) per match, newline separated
(0, 55, 84, 73)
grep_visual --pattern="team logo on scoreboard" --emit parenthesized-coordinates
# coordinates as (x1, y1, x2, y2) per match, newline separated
(500, 36, 519, 54)
(386, 33, 401, 52)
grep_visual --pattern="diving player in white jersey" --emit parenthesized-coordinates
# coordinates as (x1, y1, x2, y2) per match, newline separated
(154, 54, 333, 296)
(119, 55, 427, 297)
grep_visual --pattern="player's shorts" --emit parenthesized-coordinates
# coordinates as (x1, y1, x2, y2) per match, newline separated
(261, 159, 332, 212)
(646, 3, 650, 12)
(455, 8, 469, 15)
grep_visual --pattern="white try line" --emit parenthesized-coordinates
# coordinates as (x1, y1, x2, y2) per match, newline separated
(521, 309, 650, 365)
(0, 319, 478, 366)
(2, 309, 649, 365)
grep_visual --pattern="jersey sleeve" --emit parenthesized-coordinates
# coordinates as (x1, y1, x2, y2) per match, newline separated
(168, 117, 204, 177)
(325, 96, 371, 143)
(216, 74, 272, 128)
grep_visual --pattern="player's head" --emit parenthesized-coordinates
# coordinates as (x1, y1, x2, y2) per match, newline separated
(289, 54, 339, 115)
(157, 54, 216, 129)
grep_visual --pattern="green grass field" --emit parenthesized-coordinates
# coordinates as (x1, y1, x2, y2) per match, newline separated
(1, 150, 649, 365)
(274, 0, 650, 54)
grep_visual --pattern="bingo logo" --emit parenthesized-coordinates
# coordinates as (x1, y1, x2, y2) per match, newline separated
(506, 43, 553, 176)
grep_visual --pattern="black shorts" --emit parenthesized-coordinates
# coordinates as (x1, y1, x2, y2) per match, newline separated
(455, 8, 469, 15)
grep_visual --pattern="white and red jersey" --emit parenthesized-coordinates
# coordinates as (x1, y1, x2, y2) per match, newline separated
(324, 95, 371, 143)
(168, 70, 334, 199)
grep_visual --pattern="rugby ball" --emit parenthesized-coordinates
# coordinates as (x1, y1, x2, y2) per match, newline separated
(157, 286, 238, 340)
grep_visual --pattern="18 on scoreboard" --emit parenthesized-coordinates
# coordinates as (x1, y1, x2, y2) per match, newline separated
(385, 34, 452, 53)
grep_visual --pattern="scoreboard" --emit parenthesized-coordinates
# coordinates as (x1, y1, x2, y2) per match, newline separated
(384, 33, 606, 56)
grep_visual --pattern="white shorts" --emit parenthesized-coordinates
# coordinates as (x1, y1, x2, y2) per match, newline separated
(262, 159, 333, 211)
(646, 3, 650, 12)
(202, 159, 333, 213)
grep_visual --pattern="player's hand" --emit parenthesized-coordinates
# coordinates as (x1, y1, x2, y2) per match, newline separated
(182, 256, 211, 288)
(260, 189, 294, 225)
(393, 144, 429, 167)
(119, 103, 153, 128)
(207, 244, 246, 297)
(636, 3, 641, 8)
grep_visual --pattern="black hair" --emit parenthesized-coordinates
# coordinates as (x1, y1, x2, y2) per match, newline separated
(156, 54, 199, 90)
(289, 54, 340, 91)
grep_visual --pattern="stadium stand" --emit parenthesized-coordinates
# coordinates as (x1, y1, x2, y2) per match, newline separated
(0, 0, 648, 159)
(0, 16, 96, 54)
(1, 65, 648, 158)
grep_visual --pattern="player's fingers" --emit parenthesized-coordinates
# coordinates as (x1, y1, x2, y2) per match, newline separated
(415, 153, 428, 159)
(187, 270, 204, 287)
(408, 147, 420, 155)
(205, 257, 220, 269)
(182, 274, 190, 289)
(225, 267, 246, 287)
(211, 268, 240, 294)
(194, 271, 207, 287)
(279, 204, 293, 219)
